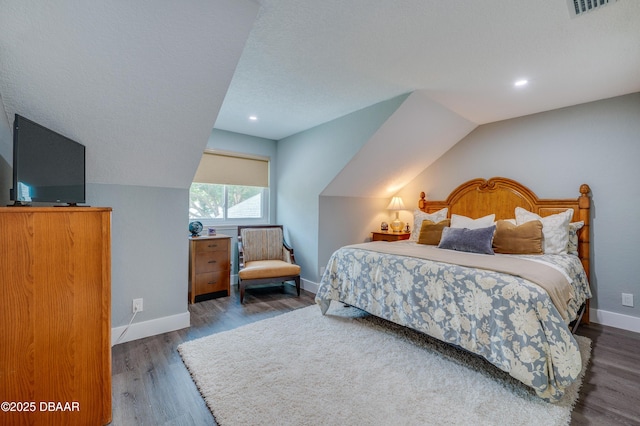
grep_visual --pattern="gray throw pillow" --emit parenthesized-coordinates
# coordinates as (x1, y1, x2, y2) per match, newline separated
(438, 225, 496, 255)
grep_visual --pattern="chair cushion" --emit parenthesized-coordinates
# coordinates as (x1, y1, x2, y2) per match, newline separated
(239, 260, 301, 280)
(241, 228, 285, 263)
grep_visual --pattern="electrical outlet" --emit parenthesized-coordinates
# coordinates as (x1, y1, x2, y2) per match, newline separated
(622, 293, 634, 307)
(133, 298, 144, 313)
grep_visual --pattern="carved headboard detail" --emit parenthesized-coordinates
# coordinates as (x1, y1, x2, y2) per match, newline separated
(419, 177, 591, 323)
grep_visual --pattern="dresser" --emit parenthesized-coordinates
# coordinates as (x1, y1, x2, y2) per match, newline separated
(189, 234, 231, 303)
(0, 207, 112, 425)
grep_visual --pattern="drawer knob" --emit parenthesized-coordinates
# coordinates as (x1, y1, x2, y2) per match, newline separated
(208, 260, 217, 264)
(208, 281, 217, 285)
(208, 244, 218, 248)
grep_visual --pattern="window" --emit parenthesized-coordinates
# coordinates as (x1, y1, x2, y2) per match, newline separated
(189, 183, 268, 221)
(189, 151, 270, 224)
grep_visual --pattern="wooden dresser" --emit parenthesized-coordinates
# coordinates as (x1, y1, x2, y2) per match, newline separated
(0, 207, 112, 425)
(189, 234, 231, 303)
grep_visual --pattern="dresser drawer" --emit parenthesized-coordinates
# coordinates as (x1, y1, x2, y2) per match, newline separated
(189, 234, 231, 303)
(194, 250, 229, 273)
(195, 270, 228, 294)
(194, 239, 227, 252)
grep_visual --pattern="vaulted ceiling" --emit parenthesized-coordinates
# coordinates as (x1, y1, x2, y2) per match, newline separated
(216, 0, 640, 140)
(0, 0, 259, 188)
(0, 0, 638, 192)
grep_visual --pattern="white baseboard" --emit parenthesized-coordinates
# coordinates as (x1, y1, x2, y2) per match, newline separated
(302, 278, 319, 294)
(110, 287, 638, 348)
(111, 311, 190, 346)
(590, 308, 640, 334)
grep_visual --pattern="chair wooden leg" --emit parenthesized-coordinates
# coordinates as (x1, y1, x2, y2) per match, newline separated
(294, 276, 300, 296)
(239, 280, 245, 303)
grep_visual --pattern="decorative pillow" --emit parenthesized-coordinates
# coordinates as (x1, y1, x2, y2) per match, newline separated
(515, 207, 573, 255)
(438, 225, 496, 255)
(567, 221, 584, 256)
(493, 220, 543, 254)
(450, 213, 495, 230)
(417, 219, 450, 245)
(410, 208, 448, 241)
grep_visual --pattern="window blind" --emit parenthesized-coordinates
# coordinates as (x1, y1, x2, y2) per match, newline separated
(193, 152, 269, 187)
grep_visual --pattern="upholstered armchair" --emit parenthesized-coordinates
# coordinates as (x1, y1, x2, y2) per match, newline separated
(237, 225, 301, 303)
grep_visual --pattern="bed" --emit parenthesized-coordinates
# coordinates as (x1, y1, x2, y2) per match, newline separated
(315, 177, 592, 402)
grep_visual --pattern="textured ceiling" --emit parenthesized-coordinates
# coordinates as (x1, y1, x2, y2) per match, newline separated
(0, 0, 259, 188)
(215, 0, 640, 140)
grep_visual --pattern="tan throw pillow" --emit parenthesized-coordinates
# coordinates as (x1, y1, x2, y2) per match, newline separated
(410, 208, 448, 241)
(515, 207, 573, 254)
(493, 220, 543, 254)
(417, 219, 450, 245)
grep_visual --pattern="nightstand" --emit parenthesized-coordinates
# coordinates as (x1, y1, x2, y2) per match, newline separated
(188, 234, 231, 303)
(371, 231, 411, 242)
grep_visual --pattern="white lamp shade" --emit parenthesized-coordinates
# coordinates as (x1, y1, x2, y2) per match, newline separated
(386, 196, 406, 211)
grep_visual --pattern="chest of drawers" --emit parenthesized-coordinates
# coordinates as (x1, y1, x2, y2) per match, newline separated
(189, 234, 231, 303)
(0, 207, 112, 425)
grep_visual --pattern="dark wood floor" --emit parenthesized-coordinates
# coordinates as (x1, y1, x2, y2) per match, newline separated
(571, 322, 640, 425)
(111, 285, 640, 425)
(111, 284, 315, 425)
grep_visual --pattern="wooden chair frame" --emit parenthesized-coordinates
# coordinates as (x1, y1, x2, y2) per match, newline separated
(237, 225, 301, 303)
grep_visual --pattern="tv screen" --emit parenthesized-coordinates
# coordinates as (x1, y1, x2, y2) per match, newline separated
(11, 114, 86, 205)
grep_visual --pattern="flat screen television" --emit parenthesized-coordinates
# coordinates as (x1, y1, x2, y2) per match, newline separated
(10, 114, 86, 205)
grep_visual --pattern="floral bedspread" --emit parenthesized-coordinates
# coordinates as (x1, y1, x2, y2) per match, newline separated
(315, 241, 591, 402)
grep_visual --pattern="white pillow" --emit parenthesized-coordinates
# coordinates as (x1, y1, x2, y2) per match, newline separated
(515, 207, 573, 254)
(410, 208, 448, 241)
(567, 221, 584, 256)
(450, 213, 495, 230)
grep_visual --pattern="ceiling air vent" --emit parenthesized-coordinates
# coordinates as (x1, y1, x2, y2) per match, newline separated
(567, 0, 618, 18)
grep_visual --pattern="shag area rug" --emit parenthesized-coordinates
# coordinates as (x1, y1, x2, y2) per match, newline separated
(178, 302, 590, 426)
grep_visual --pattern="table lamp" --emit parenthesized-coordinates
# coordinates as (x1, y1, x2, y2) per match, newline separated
(387, 196, 406, 232)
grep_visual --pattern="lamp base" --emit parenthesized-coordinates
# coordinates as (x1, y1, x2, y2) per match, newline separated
(390, 219, 404, 232)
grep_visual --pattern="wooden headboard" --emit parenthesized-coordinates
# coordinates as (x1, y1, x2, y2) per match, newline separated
(419, 177, 591, 323)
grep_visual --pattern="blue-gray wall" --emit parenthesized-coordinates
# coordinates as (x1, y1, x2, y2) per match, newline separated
(399, 92, 640, 322)
(318, 195, 391, 272)
(276, 94, 408, 285)
(86, 184, 188, 331)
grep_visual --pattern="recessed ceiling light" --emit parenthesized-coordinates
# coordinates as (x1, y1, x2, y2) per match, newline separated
(514, 79, 528, 87)
(249, 115, 258, 121)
